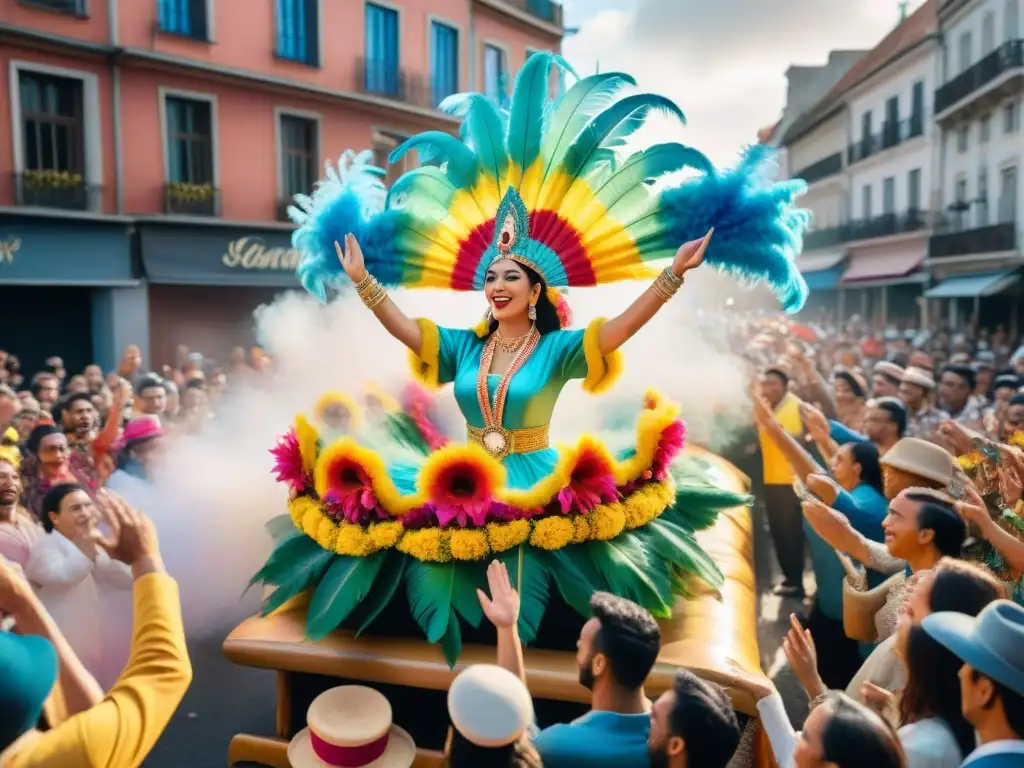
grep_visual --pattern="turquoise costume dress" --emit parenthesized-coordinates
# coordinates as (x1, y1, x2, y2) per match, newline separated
(255, 52, 810, 663)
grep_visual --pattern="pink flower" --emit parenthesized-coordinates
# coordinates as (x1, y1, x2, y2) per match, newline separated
(321, 461, 382, 524)
(558, 447, 618, 515)
(270, 428, 306, 491)
(652, 419, 686, 480)
(402, 383, 449, 451)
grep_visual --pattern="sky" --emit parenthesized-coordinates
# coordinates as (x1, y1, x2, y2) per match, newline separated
(560, 0, 929, 165)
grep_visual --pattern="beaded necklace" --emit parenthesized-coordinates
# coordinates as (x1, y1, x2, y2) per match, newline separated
(475, 326, 539, 459)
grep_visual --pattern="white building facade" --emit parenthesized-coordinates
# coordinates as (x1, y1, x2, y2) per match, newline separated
(929, 0, 1023, 333)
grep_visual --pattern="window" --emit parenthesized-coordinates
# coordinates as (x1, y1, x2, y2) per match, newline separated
(908, 168, 922, 214)
(955, 176, 969, 229)
(884, 96, 899, 145)
(19, 0, 85, 14)
(882, 176, 896, 215)
(958, 31, 973, 72)
(977, 168, 989, 226)
(365, 3, 400, 98)
(1000, 166, 1018, 223)
(165, 96, 213, 184)
(1007, 0, 1020, 42)
(957, 124, 969, 153)
(483, 44, 506, 106)
(430, 21, 459, 107)
(1004, 100, 1020, 133)
(981, 112, 992, 142)
(276, 0, 318, 65)
(861, 110, 873, 142)
(982, 11, 996, 54)
(861, 184, 873, 219)
(280, 114, 317, 200)
(158, 0, 208, 40)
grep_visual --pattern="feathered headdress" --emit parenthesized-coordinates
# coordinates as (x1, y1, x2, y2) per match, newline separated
(290, 53, 809, 312)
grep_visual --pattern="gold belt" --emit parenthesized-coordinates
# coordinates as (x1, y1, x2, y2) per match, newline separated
(467, 423, 550, 457)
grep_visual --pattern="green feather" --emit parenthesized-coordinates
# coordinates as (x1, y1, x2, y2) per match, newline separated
(390, 132, 479, 189)
(248, 533, 325, 591)
(646, 518, 724, 589)
(405, 560, 456, 643)
(260, 548, 334, 617)
(264, 513, 298, 544)
(387, 167, 457, 218)
(587, 538, 671, 617)
(498, 545, 550, 645)
(439, 609, 462, 668)
(592, 144, 711, 210)
(541, 72, 636, 180)
(508, 51, 557, 174)
(356, 553, 406, 637)
(459, 95, 509, 186)
(305, 553, 387, 640)
(381, 412, 431, 456)
(543, 546, 604, 617)
(560, 94, 685, 182)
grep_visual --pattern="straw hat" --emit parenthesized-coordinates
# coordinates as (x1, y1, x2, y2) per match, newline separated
(873, 361, 905, 382)
(448, 665, 534, 748)
(901, 366, 935, 389)
(880, 437, 957, 487)
(288, 686, 415, 768)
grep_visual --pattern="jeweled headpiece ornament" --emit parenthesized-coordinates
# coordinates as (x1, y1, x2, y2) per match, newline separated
(288, 53, 810, 312)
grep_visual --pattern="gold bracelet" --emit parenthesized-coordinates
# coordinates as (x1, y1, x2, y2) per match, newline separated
(353, 272, 375, 293)
(652, 268, 684, 302)
(361, 281, 388, 310)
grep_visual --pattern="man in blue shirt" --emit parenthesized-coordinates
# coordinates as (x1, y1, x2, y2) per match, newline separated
(477, 560, 658, 768)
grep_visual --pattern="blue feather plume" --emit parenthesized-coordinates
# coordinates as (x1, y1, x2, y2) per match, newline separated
(656, 145, 810, 313)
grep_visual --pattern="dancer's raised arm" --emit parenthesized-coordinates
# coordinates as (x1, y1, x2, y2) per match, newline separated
(336, 233, 423, 355)
(597, 230, 712, 355)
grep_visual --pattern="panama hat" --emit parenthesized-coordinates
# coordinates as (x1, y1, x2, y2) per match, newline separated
(880, 437, 957, 487)
(901, 367, 935, 389)
(448, 664, 534, 748)
(287, 686, 415, 768)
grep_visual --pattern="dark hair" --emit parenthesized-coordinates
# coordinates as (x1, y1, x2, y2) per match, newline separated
(819, 694, 905, 768)
(29, 376, 57, 398)
(969, 670, 1024, 737)
(137, 375, 167, 394)
(1011, 393, 1024, 407)
(184, 378, 206, 391)
(835, 371, 866, 398)
(904, 493, 966, 558)
(447, 730, 541, 768)
(990, 374, 1020, 394)
(849, 441, 884, 495)
(40, 483, 86, 532)
(25, 424, 61, 455)
(900, 626, 976, 756)
(667, 669, 739, 768)
(58, 392, 94, 417)
(485, 262, 561, 335)
(870, 397, 908, 438)
(941, 364, 976, 392)
(764, 367, 790, 387)
(589, 591, 660, 690)
(928, 558, 1005, 613)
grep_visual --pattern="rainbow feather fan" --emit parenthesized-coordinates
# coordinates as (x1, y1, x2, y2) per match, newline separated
(289, 53, 810, 312)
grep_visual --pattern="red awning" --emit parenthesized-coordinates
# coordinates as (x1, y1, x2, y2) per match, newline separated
(841, 249, 925, 283)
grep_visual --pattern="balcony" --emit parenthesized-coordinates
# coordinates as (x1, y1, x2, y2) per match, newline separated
(794, 152, 842, 185)
(18, 0, 86, 14)
(928, 221, 1017, 258)
(163, 182, 219, 216)
(13, 171, 101, 211)
(356, 58, 430, 108)
(480, 0, 564, 27)
(935, 40, 1024, 116)
(847, 211, 929, 241)
(803, 226, 849, 250)
(848, 114, 925, 164)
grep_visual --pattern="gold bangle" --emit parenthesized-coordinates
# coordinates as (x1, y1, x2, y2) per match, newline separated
(353, 272, 375, 293)
(362, 282, 388, 310)
(653, 268, 684, 302)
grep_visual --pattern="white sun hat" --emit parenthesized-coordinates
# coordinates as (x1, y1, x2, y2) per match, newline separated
(287, 685, 416, 768)
(447, 664, 534, 748)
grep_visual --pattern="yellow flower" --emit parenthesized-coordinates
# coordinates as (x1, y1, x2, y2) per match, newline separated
(295, 414, 320, 475)
(289, 496, 317, 527)
(572, 515, 591, 543)
(530, 516, 575, 550)
(623, 483, 672, 530)
(336, 524, 374, 556)
(450, 529, 490, 561)
(315, 438, 418, 516)
(590, 503, 626, 540)
(487, 520, 531, 553)
(316, 518, 338, 551)
(301, 504, 323, 538)
(398, 528, 450, 562)
(368, 521, 403, 549)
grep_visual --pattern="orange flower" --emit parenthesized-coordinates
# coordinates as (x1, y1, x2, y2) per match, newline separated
(419, 444, 505, 528)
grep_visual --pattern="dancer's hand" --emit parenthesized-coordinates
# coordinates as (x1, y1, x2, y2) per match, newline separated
(477, 560, 519, 630)
(335, 233, 367, 283)
(671, 228, 713, 278)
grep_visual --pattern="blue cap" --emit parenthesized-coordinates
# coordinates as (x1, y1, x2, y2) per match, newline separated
(0, 632, 59, 750)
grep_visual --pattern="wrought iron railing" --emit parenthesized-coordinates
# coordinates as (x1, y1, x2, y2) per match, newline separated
(803, 226, 850, 250)
(928, 221, 1017, 258)
(163, 182, 220, 216)
(14, 172, 101, 211)
(356, 58, 430, 108)
(935, 40, 1024, 114)
(846, 210, 929, 241)
(794, 153, 842, 185)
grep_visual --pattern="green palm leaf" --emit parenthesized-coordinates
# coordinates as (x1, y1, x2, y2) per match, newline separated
(646, 518, 724, 589)
(260, 548, 334, 617)
(587, 539, 670, 618)
(498, 545, 550, 645)
(439, 611, 462, 668)
(405, 560, 454, 643)
(305, 553, 387, 641)
(544, 546, 604, 617)
(451, 561, 486, 629)
(264, 513, 298, 544)
(356, 553, 406, 637)
(248, 533, 326, 591)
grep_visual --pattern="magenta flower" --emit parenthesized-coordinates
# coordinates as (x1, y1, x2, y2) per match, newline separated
(270, 428, 306, 491)
(558, 447, 618, 515)
(321, 462, 382, 524)
(652, 419, 686, 479)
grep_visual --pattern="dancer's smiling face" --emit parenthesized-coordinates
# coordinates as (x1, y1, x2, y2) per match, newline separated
(484, 259, 540, 324)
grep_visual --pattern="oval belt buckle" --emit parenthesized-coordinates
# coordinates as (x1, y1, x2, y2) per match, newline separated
(480, 426, 513, 460)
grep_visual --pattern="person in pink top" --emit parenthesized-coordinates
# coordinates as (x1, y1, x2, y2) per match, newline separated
(0, 457, 41, 569)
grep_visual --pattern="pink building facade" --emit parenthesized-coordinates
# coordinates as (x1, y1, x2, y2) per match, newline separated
(0, 0, 562, 373)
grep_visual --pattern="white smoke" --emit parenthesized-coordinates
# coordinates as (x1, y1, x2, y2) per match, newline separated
(145, 273, 757, 637)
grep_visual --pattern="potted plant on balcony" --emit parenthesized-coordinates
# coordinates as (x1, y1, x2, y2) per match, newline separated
(21, 169, 86, 209)
(23, 169, 83, 189)
(167, 181, 216, 213)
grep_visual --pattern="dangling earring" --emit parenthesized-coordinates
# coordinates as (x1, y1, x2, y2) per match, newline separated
(528, 303, 537, 322)
(484, 307, 493, 324)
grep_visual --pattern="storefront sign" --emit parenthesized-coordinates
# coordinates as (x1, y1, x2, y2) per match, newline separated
(139, 223, 301, 287)
(0, 215, 134, 284)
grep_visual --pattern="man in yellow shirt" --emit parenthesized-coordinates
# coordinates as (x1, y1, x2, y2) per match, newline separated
(757, 366, 806, 598)
(0, 491, 192, 767)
